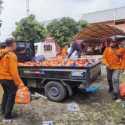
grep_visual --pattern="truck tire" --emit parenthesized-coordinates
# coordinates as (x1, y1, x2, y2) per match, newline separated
(45, 81, 67, 102)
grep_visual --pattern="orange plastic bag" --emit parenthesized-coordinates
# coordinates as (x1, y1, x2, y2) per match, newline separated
(15, 86, 30, 104)
(119, 83, 125, 97)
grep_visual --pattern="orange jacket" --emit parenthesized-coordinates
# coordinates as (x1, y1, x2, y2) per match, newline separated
(0, 48, 24, 86)
(103, 47, 123, 69)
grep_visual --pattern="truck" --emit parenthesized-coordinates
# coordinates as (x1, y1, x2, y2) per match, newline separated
(19, 62, 101, 102)
(0, 41, 101, 102)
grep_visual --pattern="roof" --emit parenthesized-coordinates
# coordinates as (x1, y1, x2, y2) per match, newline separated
(75, 23, 125, 40)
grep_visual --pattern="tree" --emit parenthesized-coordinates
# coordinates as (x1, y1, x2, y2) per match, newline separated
(47, 17, 79, 46)
(12, 15, 47, 42)
(78, 20, 88, 30)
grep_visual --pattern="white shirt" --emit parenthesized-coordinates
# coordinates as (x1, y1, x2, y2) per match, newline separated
(67, 47, 78, 60)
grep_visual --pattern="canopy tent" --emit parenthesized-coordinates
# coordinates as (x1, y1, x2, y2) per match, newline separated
(75, 23, 125, 40)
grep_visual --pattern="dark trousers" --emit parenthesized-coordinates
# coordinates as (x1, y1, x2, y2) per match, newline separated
(107, 68, 121, 94)
(0, 80, 17, 118)
(107, 68, 113, 89)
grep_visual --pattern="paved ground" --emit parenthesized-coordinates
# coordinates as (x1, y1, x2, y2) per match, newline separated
(0, 74, 125, 125)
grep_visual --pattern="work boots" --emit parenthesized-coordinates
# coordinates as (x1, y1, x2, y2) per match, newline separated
(108, 85, 113, 93)
(112, 93, 119, 100)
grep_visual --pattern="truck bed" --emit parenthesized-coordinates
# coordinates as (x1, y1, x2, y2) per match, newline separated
(19, 62, 101, 84)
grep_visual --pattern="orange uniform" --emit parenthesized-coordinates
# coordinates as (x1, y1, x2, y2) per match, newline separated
(103, 47, 123, 69)
(0, 48, 24, 86)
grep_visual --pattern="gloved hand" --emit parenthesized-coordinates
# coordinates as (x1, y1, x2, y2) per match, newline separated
(18, 83, 25, 89)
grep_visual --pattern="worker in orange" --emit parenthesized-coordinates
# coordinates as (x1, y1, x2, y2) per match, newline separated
(0, 38, 25, 121)
(103, 38, 123, 100)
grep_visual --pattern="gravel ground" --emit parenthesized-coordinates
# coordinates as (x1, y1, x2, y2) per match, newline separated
(0, 75, 125, 125)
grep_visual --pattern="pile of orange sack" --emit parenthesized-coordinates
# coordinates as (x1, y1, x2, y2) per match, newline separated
(18, 55, 98, 67)
(18, 47, 99, 67)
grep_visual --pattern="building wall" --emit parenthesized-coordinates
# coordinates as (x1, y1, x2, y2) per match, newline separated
(81, 7, 125, 32)
(81, 7, 125, 24)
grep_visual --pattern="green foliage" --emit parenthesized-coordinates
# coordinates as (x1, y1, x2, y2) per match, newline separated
(78, 20, 88, 30)
(12, 15, 87, 46)
(47, 17, 80, 46)
(12, 15, 47, 42)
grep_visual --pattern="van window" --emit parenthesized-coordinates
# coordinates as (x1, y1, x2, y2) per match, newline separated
(44, 45, 52, 51)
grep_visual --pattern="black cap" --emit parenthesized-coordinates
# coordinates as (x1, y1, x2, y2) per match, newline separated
(6, 38, 16, 47)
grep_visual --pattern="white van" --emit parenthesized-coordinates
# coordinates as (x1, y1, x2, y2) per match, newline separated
(34, 41, 59, 59)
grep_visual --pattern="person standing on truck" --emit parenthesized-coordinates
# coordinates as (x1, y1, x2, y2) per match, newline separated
(0, 38, 25, 121)
(68, 39, 84, 58)
(103, 38, 123, 100)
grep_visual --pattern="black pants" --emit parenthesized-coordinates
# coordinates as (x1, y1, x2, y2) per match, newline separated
(107, 68, 121, 94)
(107, 68, 113, 87)
(0, 80, 17, 118)
(107, 68, 113, 89)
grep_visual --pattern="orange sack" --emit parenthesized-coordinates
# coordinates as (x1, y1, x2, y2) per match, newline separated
(119, 83, 125, 97)
(15, 86, 30, 104)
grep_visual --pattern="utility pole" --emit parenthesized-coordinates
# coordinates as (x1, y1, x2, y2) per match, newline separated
(26, 0, 30, 16)
(113, 8, 117, 25)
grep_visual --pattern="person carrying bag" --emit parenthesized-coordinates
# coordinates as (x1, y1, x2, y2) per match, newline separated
(0, 38, 28, 122)
(103, 40, 124, 100)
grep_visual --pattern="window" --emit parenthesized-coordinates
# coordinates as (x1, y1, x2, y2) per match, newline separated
(44, 44, 52, 51)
